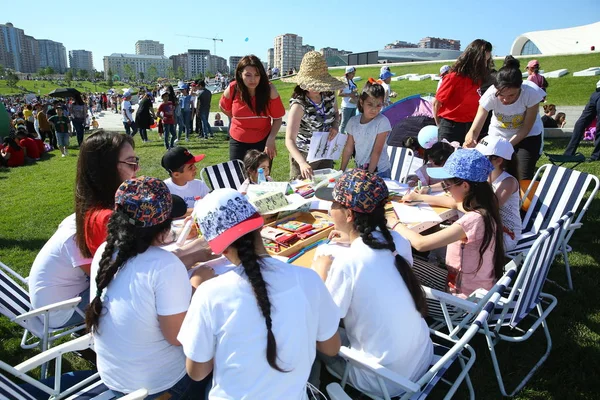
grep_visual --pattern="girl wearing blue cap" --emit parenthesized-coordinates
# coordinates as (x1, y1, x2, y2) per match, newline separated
(391, 149, 505, 298)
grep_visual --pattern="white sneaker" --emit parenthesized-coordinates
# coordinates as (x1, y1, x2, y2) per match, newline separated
(174, 139, 179, 144)
(61, 154, 66, 158)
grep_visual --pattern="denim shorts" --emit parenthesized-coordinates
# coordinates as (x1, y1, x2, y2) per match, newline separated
(56, 132, 70, 147)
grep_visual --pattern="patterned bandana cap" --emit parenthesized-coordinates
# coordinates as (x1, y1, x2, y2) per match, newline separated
(114, 176, 173, 227)
(427, 149, 494, 182)
(332, 169, 389, 213)
(195, 188, 264, 254)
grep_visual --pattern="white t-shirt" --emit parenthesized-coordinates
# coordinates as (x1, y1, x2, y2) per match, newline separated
(28, 214, 91, 328)
(122, 100, 133, 122)
(326, 231, 432, 397)
(380, 81, 391, 106)
(178, 257, 340, 400)
(340, 79, 358, 109)
(164, 178, 211, 208)
(346, 113, 392, 173)
(480, 83, 545, 140)
(90, 244, 192, 395)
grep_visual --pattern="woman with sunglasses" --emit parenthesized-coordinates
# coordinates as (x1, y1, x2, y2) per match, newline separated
(75, 130, 140, 259)
(464, 56, 545, 180)
(391, 149, 505, 299)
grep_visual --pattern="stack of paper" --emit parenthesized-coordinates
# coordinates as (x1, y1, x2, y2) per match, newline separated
(392, 201, 443, 224)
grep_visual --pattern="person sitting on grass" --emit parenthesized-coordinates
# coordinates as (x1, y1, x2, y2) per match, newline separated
(177, 188, 341, 399)
(161, 146, 210, 209)
(86, 177, 212, 398)
(311, 169, 432, 398)
(239, 149, 272, 193)
(214, 112, 224, 127)
(0, 136, 25, 168)
(390, 149, 505, 299)
(16, 128, 41, 161)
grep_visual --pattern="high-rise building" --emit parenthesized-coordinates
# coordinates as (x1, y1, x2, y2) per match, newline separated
(69, 50, 94, 74)
(38, 39, 67, 73)
(418, 37, 460, 51)
(319, 47, 353, 58)
(170, 53, 188, 78)
(208, 55, 228, 74)
(0, 22, 27, 72)
(103, 53, 171, 80)
(267, 48, 274, 69)
(135, 40, 164, 56)
(384, 41, 418, 50)
(274, 33, 309, 73)
(22, 35, 40, 74)
(187, 49, 211, 78)
(228, 56, 243, 73)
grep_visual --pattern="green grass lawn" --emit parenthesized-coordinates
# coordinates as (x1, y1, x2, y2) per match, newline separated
(1, 128, 599, 398)
(0, 79, 129, 96)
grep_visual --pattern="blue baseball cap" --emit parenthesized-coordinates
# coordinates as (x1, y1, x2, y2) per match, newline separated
(380, 70, 393, 80)
(427, 149, 493, 182)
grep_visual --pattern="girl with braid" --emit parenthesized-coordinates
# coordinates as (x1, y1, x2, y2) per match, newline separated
(312, 169, 433, 398)
(178, 188, 341, 399)
(86, 177, 211, 398)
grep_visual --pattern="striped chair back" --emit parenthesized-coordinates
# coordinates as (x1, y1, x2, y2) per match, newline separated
(0, 263, 31, 324)
(522, 164, 598, 238)
(386, 146, 414, 183)
(0, 372, 36, 400)
(509, 213, 572, 327)
(201, 160, 246, 191)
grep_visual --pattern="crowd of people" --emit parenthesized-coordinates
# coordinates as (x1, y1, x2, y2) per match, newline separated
(8, 40, 600, 400)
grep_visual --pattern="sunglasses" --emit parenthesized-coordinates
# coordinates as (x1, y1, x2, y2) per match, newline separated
(118, 156, 140, 170)
(441, 181, 462, 193)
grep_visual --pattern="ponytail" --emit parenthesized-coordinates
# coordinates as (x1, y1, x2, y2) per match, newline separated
(495, 56, 522, 92)
(352, 205, 427, 317)
(85, 210, 171, 333)
(231, 231, 287, 372)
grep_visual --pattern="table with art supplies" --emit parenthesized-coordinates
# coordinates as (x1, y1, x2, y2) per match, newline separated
(169, 169, 457, 273)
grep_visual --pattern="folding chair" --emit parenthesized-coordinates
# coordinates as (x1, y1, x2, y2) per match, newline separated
(0, 261, 85, 378)
(544, 152, 586, 169)
(200, 159, 246, 190)
(325, 290, 507, 400)
(508, 163, 598, 290)
(386, 146, 414, 183)
(1, 334, 147, 400)
(437, 215, 571, 397)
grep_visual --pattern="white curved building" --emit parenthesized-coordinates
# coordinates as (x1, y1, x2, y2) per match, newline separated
(511, 21, 600, 56)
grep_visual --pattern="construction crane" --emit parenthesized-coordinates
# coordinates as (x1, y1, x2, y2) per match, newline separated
(176, 34, 223, 55)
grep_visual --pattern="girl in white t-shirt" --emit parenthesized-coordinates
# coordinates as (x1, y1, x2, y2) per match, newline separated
(340, 79, 392, 178)
(178, 189, 341, 400)
(464, 56, 545, 180)
(86, 177, 210, 398)
(312, 169, 432, 398)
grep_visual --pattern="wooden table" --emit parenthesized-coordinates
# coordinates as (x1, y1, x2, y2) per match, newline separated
(291, 203, 457, 268)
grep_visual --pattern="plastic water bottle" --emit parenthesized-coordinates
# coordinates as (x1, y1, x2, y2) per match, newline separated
(257, 168, 267, 184)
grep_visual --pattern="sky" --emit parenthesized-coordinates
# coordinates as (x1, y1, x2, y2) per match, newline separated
(4, 0, 599, 71)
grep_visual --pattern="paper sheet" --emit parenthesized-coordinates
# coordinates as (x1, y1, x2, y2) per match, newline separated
(383, 179, 410, 195)
(306, 131, 348, 163)
(313, 242, 351, 261)
(310, 199, 333, 211)
(392, 201, 443, 224)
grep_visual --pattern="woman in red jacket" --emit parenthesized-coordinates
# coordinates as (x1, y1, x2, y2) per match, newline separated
(1, 136, 25, 167)
(434, 39, 493, 145)
(220, 55, 285, 162)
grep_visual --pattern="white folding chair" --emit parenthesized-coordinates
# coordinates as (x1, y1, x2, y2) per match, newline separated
(326, 289, 508, 400)
(509, 164, 598, 289)
(1, 334, 147, 400)
(437, 214, 571, 397)
(386, 146, 414, 183)
(0, 261, 85, 378)
(200, 159, 246, 190)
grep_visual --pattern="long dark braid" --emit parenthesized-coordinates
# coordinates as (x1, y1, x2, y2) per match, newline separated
(352, 204, 428, 317)
(85, 209, 171, 333)
(231, 231, 287, 372)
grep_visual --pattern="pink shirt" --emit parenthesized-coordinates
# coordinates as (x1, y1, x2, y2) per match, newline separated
(445, 211, 496, 298)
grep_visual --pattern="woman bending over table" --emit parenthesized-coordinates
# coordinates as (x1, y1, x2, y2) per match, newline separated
(390, 149, 506, 299)
(177, 188, 341, 399)
(86, 177, 211, 398)
(311, 169, 433, 398)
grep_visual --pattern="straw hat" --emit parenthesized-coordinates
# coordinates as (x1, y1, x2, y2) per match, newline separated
(282, 51, 345, 92)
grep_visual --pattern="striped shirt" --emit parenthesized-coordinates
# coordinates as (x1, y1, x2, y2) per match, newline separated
(289, 92, 336, 152)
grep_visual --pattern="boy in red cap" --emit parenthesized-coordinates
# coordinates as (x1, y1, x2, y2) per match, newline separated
(161, 147, 210, 209)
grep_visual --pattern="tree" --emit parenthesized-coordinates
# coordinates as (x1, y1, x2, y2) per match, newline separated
(46, 66, 54, 76)
(123, 64, 135, 82)
(6, 70, 19, 88)
(138, 71, 145, 82)
(38, 68, 47, 77)
(176, 66, 184, 80)
(95, 71, 103, 80)
(78, 69, 89, 80)
(166, 66, 175, 80)
(0, 64, 5, 77)
(65, 70, 73, 85)
(106, 68, 114, 87)
(147, 64, 158, 83)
